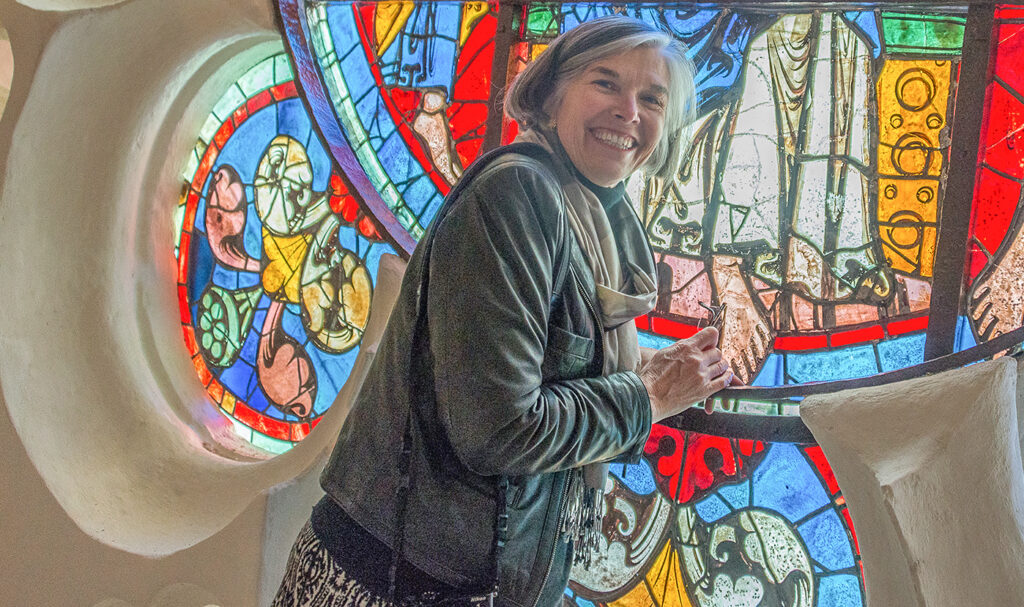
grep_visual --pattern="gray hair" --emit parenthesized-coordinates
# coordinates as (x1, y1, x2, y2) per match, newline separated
(504, 15, 697, 182)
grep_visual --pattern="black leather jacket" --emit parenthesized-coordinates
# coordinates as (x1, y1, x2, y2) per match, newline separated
(320, 143, 653, 607)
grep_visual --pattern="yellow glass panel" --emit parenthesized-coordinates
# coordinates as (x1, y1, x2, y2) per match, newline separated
(876, 60, 951, 177)
(459, 1, 490, 46)
(608, 540, 695, 607)
(263, 229, 313, 303)
(220, 391, 237, 415)
(530, 43, 548, 61)
(876, 59, 951, 277)
(374, 1, 415, 56)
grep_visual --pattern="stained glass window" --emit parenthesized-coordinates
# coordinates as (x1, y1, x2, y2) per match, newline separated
(174, 50, 394, 454)
(276, 2, 1024, 606)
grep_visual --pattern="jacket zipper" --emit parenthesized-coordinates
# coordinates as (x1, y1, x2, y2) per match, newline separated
(533, 471, 571, 607)
(530, 263, 603, 607)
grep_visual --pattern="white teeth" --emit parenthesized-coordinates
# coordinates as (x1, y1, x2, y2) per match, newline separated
(593, 130, 636, 150)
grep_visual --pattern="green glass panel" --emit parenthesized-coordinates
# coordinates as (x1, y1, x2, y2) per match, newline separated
(172, 204, 185, 254)
(252, 430, 293, 455)
(882, 13, 965, 54)
(197, 114, 221, 146)
(238, 56, 274, 97)
(526, 4, 558, 37)
(274, 53, 294, 84)
(211, 84, 246, 122)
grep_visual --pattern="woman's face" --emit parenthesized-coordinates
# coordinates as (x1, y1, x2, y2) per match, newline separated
(552, 46, 669, 187)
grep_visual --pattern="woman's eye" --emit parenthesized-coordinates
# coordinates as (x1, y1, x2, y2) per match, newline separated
(593, 80, 616, 90)
(644, 96, 666, 109)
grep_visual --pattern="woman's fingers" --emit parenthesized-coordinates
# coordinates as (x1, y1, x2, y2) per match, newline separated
(689, 326, 719, 350)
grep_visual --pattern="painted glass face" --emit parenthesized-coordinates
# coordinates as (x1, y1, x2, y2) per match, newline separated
(175, 51, 394, 454)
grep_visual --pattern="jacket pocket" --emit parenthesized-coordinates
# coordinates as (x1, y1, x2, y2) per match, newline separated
(541, 325, 594, 380)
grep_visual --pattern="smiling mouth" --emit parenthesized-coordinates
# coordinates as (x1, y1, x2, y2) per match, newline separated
(591, 129, 637, 151)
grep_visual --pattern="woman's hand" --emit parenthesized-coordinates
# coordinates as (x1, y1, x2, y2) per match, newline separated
(639, 327, 735, 422)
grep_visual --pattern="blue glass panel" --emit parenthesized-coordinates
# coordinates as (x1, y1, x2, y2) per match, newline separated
(817, 573, 864, 607)
(247, 381, 271, 413)
(609, 461, 657, 495)
(218, 357, 255, 392)
(305, 344, 357, 417)
(244, 204, 263, 258)
(638, 331, 674, 349)
(717, 478, 751, 510)
(954, 315, 978, 352)
(753, 444, 830, 522)
(752, 353, 784, 386)
(216, 105, 277, 179)
(212, 265, 258, 290)
(843, 11, 883, 58)
(194, 187, 208, 232)
(877, 333, 925, 372)
(786, 345, 879, 383)
(797, 509, 856, 571)
(695, 493, 732, 522)
(560, 3, 614, 31)
(390, 3, 460, 89)
(188, 236, 214, 302)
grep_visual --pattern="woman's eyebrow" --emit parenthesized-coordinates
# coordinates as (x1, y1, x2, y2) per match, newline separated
(588, 66, 668, 96)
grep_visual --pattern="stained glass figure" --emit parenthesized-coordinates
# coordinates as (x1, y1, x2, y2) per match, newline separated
(175, 51, 392, 453)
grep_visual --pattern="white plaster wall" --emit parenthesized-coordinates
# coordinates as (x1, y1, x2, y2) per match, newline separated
(0, 0, 369, 604)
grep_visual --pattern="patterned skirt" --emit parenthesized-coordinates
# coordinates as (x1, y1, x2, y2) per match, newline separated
(272, 520, 396, 607)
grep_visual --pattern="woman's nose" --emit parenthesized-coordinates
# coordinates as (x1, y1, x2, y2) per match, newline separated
(613, 94, 640, 123)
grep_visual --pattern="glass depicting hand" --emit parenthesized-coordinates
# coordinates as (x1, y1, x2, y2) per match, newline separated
(639, 327, 737, 421)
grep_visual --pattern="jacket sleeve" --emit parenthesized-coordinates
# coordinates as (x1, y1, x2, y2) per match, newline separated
(427, 158, 652, 477)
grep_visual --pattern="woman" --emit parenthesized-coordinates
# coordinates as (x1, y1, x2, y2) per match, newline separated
(274, 15, 734, 607)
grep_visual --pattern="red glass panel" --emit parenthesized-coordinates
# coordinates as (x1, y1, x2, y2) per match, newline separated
(177, 231, 191, 283)
(182, 325, 200, 357)
(194, 143, 219, 191)
(644, 425, 764, 504)
(829, 325, 885, 348)
(270, 81, 298, 101)
(449, 9, 496, 167)
(178, 285, 192, 324)
(233, 402, 292, 440)
(192, 355, 213, 387)
(774, 334, 828, 351)
(969, 167, 1021, 277)
(247, 89, 274, 116)
(980, 83, 1024, 180)
(995, 23, 1024, 105)
(634, 314, 651, 331)
(207, 379, 225, 404)
(886, 314, 929, 336)
(842, 506, 861, 554)
(213, 118, 235, 149)
(291, 422, 312, 442)
(996, 6, 1024, 19)
(804, 445, 840, 495)
(232, 103, 248, 127)
(650, 316, 699, 339)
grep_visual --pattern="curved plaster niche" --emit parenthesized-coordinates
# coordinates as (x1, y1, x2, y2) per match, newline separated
(0, 0, 399, 557)
(0, 23, 10, 121)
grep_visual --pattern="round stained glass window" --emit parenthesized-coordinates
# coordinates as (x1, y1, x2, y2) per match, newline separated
(174, 51, 394, 454)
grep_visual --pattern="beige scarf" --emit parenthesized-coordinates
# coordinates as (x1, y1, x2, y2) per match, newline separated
(514, 128, 658, 564)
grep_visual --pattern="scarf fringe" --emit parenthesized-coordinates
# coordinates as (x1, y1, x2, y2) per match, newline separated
(559, 468, 604, 569)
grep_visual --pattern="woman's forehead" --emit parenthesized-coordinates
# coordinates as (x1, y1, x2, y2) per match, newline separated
(582, 48, 670, 89)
